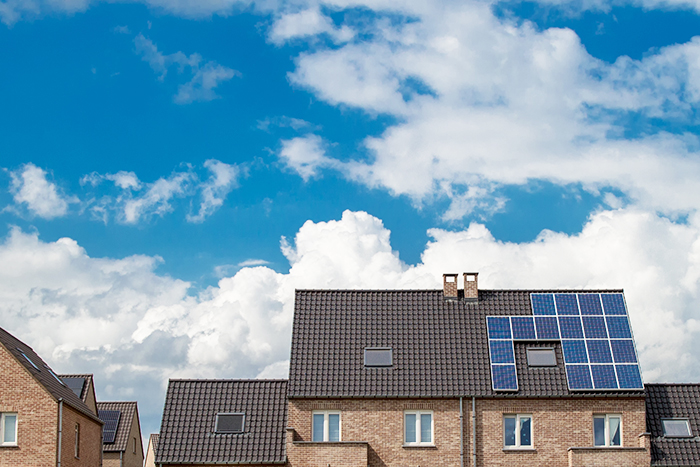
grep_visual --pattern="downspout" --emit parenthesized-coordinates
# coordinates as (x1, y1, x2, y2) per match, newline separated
(471, 397, 477, 467)
(119, 451, 123, 467)
(459, 397, 464, 467)
(57, 399, 63, 467)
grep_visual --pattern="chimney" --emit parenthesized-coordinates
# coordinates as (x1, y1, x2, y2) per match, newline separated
(463, 272, 479, 302)
(443, 274, 458, 300)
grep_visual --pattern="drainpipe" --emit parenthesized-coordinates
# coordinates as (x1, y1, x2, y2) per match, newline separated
(459, 397, 464, 467)
(57, 399, 63, 467)
(471, 397, 477, 467)
(120, 451, 123, 467)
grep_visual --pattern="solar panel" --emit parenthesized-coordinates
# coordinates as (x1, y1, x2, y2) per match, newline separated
(555, 294, 579, 315)
(601, 293, 627, 315)
(578, 293, 603, 315)
(591, 365, 618, 389)
(531, 294, 556, 315)
(491, 365, 518, 391)
(487, 317, 511, 339)
(535, 317, 559, 339)
(582, 316, 608, 338)
(616, 365, 643, 389)
(99, 410, 121, 444)
(610, 340, 637, 363)
(587, 340, 613, 363)
(489, 340, 515, 364)
(566, 365, 593, 389)
(562, 340, 588, 363)
(511, 317, 536, 340)
(606, 316, 632, 338)
(558, 317, 584, 339)
(62, 377, 85, 398)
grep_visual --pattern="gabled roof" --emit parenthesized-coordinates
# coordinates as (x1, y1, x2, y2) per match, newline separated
(0, 326, 102, 424)
(646, 384, 700, 466)
(97, 401, 140, 453)
(289, 289, 644, 398)
(58, 374, 93, 402)
(157, 379, 287, 465)
(149, 433, 159, 457)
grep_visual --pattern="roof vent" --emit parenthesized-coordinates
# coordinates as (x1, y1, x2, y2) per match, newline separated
(463, 272, 478, 302)
(443, 274, 458, 300)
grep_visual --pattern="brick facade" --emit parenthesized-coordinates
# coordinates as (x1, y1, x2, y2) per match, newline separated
(60, 404, 103, 467)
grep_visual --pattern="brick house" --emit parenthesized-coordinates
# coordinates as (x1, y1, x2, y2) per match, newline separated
(97, 401, 144, 467)
(0, 326, 104, 467)
(144, 433, 158, 467)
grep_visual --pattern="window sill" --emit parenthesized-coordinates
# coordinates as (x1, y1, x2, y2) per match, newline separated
(503, 447, 536, 452)
(402, 444, 437, 449)
(0, 445, 19, 449)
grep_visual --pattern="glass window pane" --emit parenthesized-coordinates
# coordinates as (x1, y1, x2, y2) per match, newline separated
(328, 414, 340, 442)
(609, 416, 621, 446)
(520, 416, 531, 447)
(420, 414, 432, 443)
(504, 417, 516, 446)
(3, 415, 16, 444)
(594, 417, 606, 446)
(663, 419, 692, 437)
(312, 414, 325, 442)
(405, 414, 416, 443)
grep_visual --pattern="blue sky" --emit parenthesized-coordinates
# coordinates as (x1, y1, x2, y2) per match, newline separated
(3, 0, 700, 440)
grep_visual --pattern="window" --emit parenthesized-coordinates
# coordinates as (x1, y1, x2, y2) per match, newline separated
(312, 411, 340, 442)
(594, 414, 621, 446)
(0, 413, 17, 446)
(133, 437, 137, 454)
(404, 411, 433, 446)
(215, 413, 245, 433)
(662, 419, 692, 437)
(364, 348, 392, 367)
(526, 348, 556, 367)
(74, 423, 80, 458)
(504, 414, 532, 448)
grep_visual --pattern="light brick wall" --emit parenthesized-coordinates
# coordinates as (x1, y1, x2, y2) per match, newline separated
(568, 447, 649, 466)
(0, 344, 59, 467)
(122, 409, 144, 467)
(60, 404, 103, 467)
(103, 451, 121, 467)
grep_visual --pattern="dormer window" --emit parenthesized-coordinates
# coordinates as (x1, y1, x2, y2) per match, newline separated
(215, 413, 245, 433)
(662, 419, 692, 437)
(527, 348, 556, 367)
(364, 348, 392, 367)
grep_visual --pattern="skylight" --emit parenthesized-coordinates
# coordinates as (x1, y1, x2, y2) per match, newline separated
(18, 350, 39, 371)
(215, 413, 245, 433)
(662, 419, 692, 437)
(364, 348, 392, 367)
(526, 348, 557, 367)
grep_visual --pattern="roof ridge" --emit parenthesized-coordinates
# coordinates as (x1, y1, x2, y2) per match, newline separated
(294, 288, 625, 292)
(169, 378, 288, 382)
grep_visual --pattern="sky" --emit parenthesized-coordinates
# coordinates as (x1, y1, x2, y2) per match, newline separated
(3, 0, 700, 440)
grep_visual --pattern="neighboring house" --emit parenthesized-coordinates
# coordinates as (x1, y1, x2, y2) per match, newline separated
(646, 384, 700, 466)
(155, 379, 288, 467)
(97, 401, 144, 467)
(0, 326, 104, 467)
(144, 433, 158, 467)
(58, 374, 99, 419)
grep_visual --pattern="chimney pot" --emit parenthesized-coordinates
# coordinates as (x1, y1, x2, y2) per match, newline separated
(463, 272, 479, 302)
(443, 274, 458, 300)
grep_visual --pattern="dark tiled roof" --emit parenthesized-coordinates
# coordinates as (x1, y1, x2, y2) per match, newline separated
(97, 401, 139, 452)
(58, 374, 93, 402)
(646, 384, 700, 465)
(149, 433, 159, 457)
(156, 379, 287, 465)
(289, 289, 644, 398)
(0, 326, 102, 424)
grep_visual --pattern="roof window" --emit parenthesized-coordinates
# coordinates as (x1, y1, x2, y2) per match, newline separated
(215, 413, 245, 433)
(662, 419, 692, 437)
(526, 348, 556, 367)
(364, 348, 392, 367)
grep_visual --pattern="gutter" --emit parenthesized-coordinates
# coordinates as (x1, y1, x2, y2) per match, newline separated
(57, 399, 63, 467)
(459, 397, 464, 467)
(472, 397, 476, 467)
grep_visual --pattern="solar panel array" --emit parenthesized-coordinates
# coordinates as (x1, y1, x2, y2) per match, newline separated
(62, 377, 85, 398)
(486, 293, 643, 392)
(99, 410, 121, 444)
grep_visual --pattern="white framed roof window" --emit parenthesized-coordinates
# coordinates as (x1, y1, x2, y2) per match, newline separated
(364, 347, 392, 367)
(526, 348, 557, 367)
(662, 419, 692, 437)
(215, 413, 245, 434)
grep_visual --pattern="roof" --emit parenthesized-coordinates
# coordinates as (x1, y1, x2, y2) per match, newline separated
(646, 384, 700, 466)
(289, 289, 644, 398)
(97, 401, 139, 452)
(0, 326, 103, 424)
(57, 374, 93, 402)
(149, 433, 159, 457)
(156, 379, 288, 465)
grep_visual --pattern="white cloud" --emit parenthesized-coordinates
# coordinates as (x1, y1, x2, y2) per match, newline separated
(122, 171, 194, 223)
(187, 160, 239, 223)
(8, 163, 74, 219)
(278, 134, 336, 180)
(269, 7, 354, 44)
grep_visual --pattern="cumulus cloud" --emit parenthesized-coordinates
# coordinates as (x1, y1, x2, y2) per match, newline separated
(278, 134, 337, 180)
(8, 163, 75, 219)
(187, 160, 240, 223)
(269, 7, 355, 44)
(3, 208, 700, 435)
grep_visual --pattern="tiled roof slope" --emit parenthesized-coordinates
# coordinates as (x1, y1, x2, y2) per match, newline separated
(646, 384, 700, 466)
(0, 326, 102, 424)
(97, 401, 139, 452)
(289, 289, 644, 398)
(149, 433, 159, 457)
(157, 379, 287, 465)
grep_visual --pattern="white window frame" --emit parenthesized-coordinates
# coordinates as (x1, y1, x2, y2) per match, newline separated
(662, 418, 693, 438)
(503, 414, 533, 449)
(312, 411, 341, 442)
(0, 413, 17, 446)
(403, 410, 434, 446)
(593, 414, 622, 447)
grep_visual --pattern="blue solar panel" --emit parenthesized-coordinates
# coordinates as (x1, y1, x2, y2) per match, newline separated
(531, 293, 556, 315)
(606, 316, 632, 338)
(610, 340, 637, 363)
(587, 340, 613, 363)
(490, 340, 515, 364)
(99, 410, 121, 444)
(601, 293, 627, 315)
(555, 294, 579, 315)
(535, 317, 559, 339)
(616, 365, 643, 389)
(562, 340, 588, 363)
(566, 365, 593, 389)
(492, 364, 518, 391)
(559, 316, 584, 339)
(487, 317, 512, 339)
(511, 317, 536, 340)
(578, 293, 603, 315)
(591, 365, 618, 389)
(582, 316, 608, 338)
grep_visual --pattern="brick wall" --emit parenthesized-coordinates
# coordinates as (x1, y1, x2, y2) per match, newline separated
(60, 404, 103, 467)
(103, 451, 121, 467)
(0, 344, 59, 467)
(568, 447, 649, 466)
(122, 409, 144, 467)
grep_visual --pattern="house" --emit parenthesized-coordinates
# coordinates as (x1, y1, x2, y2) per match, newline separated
(155, 379, 288, 466)
(97, 401, 144, 467)
(0, 326, 104, 467)
(58, 374, 99, 422)
(645, 384, 700, 466)
(144, 433, 158, 467)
